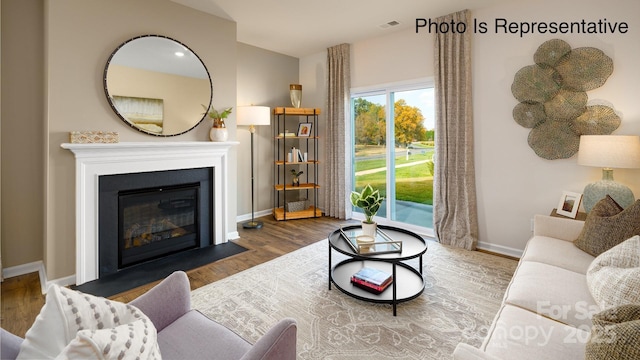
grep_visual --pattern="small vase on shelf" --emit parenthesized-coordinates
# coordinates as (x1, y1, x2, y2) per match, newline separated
(290, 169, 303, 187)
(290, 84, 302, 108)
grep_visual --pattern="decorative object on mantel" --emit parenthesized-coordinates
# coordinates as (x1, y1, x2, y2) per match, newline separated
(350, 184, 384, 237)
(512, 39, 620, 160)
(289, 84, 302, 108)
(578, 135, 640, 212)
(202, 105, 232, 142)
(236, 105, 271, 229)
(69, 131, 119, 144)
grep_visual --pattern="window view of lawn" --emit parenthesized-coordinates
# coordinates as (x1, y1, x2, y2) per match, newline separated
(352, 87, 435, 229)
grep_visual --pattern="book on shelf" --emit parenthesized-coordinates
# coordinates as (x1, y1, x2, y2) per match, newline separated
(288, 147, 304, 163)
(350, 267, 393, 294)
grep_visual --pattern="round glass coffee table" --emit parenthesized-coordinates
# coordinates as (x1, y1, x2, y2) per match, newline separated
(328, 224, 427, 316)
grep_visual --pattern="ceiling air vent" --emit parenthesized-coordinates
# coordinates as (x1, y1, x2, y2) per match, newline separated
(379, 20, 400, 29)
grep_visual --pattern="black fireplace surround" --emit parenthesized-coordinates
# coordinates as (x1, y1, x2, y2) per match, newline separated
(98, 167, 214, 277)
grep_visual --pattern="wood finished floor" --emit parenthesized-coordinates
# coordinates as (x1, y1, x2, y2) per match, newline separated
(1, 215, 347, 338)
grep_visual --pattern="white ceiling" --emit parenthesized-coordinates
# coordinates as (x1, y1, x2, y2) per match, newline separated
(171, 0, 511, 58)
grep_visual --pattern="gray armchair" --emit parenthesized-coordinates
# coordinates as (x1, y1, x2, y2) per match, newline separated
(1, 271, 297, 360)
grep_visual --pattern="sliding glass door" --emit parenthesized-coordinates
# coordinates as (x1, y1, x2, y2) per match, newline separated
(351, 82, 435, 233)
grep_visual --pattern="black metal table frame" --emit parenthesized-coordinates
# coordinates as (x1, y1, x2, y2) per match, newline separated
(328, 224, 427, 316)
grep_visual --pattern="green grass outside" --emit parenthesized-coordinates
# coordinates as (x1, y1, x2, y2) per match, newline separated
(354, 148, 434, 172)
(354, 165, 434, 205)
(353, 144, 434, 205)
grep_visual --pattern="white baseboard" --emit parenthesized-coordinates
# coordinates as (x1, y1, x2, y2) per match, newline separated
(3, 261, 77, 294)
(3, 261, 48, 294)
(46, 275, 76, 293)
(2, 260, 43, 280)
(236, 209, 272, 223)
(477, 241, 523, 259)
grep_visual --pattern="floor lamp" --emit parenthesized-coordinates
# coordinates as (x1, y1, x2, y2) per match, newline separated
(237, 105, 271, 229)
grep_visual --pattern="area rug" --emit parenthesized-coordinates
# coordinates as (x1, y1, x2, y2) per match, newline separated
(191, 239, 517, 359)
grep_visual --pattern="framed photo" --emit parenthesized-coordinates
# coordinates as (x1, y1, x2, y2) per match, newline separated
(297, 122, 312, 137)
(556, 191, 583, 218)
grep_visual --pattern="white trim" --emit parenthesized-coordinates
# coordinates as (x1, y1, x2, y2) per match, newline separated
(44, 275, 76, 293)
(61, 141, 238, 285)
(236, 209, 272, 223)
(351, 77, 434, 96)
(476, 241, 523, 259)
(2, 260, 43, 280)
(1, 261, 51, 294)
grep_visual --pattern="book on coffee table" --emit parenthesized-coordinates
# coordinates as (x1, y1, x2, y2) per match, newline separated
(350, 267, 393, 294)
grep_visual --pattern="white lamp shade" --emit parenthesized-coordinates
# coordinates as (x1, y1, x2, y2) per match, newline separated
(578, 135, 640, 169)
(237, 106, 271, 126)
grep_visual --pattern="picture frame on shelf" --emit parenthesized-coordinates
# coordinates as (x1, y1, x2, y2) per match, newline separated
(556, 191, 583, 218)
(297, 122, 312, 137)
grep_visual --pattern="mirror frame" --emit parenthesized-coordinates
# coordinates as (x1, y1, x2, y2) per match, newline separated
(103, 35, 213, 137)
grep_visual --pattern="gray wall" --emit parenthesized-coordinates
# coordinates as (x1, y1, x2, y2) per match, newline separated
(236, 43, 298, 217)
(1, 0, 45, 269)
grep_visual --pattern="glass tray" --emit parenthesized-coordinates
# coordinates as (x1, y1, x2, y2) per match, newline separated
(339, 225, 402, 255)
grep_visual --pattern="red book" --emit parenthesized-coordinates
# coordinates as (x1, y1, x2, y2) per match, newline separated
(351, 267, 392, 286)
(350, 267, 393, 294)
(350, 276, 392, 294)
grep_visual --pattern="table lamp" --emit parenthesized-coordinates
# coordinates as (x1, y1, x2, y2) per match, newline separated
(578, 135, 640, 212)
(237, 105, 271, 229)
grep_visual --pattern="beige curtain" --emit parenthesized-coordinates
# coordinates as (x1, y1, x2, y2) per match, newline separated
(323, 44, 351, 219)
(433, 10, 478, 250)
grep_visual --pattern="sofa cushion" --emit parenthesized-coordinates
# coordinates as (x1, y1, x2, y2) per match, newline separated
(157, 310, 252, 360)
(574, 196, 640, 256)
(586, 235, 640, 310)
(521, 236, 595, 274)
(483, 305, 588, 360)
(586, 304, 640, 360)
(504, 261, 598, 328)
(17, 284, 159, 360)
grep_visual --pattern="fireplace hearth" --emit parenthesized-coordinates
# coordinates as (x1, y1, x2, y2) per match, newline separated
(99, 167, 213, 277)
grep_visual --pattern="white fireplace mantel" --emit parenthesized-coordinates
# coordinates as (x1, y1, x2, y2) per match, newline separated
(61, 141, 238, 285)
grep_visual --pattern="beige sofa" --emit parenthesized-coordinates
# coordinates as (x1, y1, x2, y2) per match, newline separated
(454, 215, 598, 360)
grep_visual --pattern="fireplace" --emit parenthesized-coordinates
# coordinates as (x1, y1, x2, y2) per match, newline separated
(62, 141, 237, 285)
(119, 184, 198, 268)
(98, 167, 213, 277)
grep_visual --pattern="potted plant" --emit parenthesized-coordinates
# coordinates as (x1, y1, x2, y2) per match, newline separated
(202, 105, 232, 141)
(350, 184, 384, 236)
(290, 169, 303, 186)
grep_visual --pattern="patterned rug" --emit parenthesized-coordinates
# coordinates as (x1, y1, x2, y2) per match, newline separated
(191, 239, 517, 359)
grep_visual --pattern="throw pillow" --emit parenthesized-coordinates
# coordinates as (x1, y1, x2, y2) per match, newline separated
(17, 284, 160, 360)
(586, 304, 640, 360)
(587, 235, 640, 310)
(574, 196, 640, 256)
(57, 319, 159, 360)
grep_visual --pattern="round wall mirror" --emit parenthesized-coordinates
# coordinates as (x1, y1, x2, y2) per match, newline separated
(104, 35, 212, 136)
